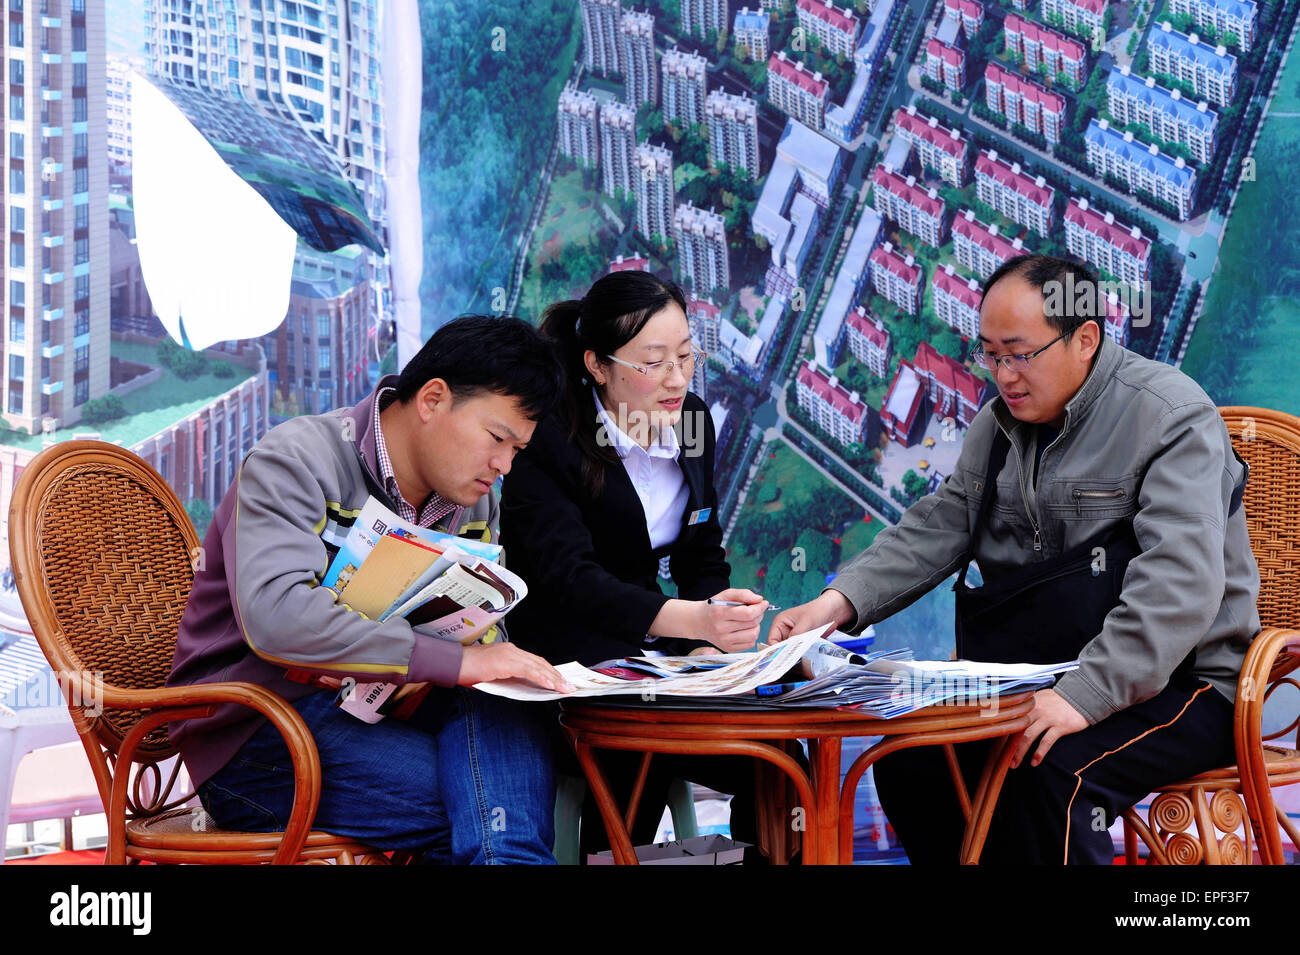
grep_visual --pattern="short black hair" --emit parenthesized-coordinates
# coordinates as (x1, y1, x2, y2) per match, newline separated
(394, 314, 563, 420)
(981, 254, 1102, 337)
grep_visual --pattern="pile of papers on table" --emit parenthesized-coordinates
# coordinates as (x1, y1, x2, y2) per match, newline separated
(474, 629, 1077, 718)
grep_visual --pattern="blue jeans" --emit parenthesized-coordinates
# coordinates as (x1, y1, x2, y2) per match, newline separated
(197, 687, 556, 864)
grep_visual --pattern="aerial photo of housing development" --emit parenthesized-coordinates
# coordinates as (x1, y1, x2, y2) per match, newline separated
(511, 0, 1299, 655)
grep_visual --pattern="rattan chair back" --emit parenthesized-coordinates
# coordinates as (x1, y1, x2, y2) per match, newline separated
(9, 439, 199, 763)
(1220, 408, 1300, 635)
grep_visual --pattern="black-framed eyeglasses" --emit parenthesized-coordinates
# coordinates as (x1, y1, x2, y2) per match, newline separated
(969, 330, 1070, 374)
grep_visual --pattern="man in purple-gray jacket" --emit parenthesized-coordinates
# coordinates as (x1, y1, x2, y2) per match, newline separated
(167, 315, 572, 864)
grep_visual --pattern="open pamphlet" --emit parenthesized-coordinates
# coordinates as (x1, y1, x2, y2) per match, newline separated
(474, 627, 1078, 717)
(288, 495, 527, 723)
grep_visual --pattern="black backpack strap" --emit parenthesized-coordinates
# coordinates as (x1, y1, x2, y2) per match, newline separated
(1229, 445, 1248, 518)
(956, 426, 1011, 588)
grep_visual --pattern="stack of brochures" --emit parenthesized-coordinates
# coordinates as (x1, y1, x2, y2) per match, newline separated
(474, 629, 1078, 718)
(296, 496, 528, 723)
(321, 497, 525, 641)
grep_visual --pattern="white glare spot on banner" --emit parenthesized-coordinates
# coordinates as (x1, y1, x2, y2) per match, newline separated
(130, 72, 297, 351)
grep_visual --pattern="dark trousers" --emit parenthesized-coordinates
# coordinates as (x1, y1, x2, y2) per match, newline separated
(874, 677, 1236, 864)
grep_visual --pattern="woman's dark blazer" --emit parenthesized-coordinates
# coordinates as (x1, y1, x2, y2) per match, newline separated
(500, 391, 731, 666)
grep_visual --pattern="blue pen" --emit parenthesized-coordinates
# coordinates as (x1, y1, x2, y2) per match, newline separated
(756, 680, 809, 697)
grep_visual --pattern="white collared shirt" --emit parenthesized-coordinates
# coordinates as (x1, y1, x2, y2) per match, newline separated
(593, 387, 689, 551)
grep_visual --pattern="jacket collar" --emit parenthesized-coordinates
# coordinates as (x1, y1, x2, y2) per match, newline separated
(991, 334, 1122, 439)
(341, 374, 400, 486)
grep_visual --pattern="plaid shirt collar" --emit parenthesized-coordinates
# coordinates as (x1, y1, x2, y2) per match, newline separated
(373, 387, 460, 529)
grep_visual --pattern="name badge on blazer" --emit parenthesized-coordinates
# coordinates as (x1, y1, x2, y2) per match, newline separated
(687, 508, 712, 526)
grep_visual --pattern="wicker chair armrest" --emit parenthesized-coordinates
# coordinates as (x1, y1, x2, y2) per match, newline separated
(93, 678, 326, 866)
(1234, 627, 1300, 865)
(1237, 627, 1300, 702)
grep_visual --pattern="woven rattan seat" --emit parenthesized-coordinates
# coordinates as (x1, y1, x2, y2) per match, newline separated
(1146, 746, 1300, 792)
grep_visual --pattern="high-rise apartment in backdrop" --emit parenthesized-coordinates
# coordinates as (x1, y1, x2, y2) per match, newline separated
(2, 0, 110, 433)
(143, 0, 389, 408)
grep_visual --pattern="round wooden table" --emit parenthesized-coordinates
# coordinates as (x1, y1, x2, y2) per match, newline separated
(560, 692, 1037, 865)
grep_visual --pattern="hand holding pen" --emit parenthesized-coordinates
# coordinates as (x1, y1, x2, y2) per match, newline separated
(696, 588, 770, 652)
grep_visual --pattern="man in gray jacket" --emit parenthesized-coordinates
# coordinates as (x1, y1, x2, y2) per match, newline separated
(167, 315, 572, 864)
(771, 254, 1259, 863)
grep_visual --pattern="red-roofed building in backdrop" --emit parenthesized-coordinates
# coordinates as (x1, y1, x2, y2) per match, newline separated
(933, 264, 984, 340)
(1004, 12, 1088, 88)
(1042, 0, 1108, 43)
(893, 105, 970, 187)
(768, 51, 831, 130)
(872, 164, 949, 248)
(880, 358, 929, 446)
(687, 297, 722, 370)
(926, 37, 968, 92)
(796, 0, 862, 58)
(845, 306, 893, 378)
(1063, 196, 1152, 286)
(795, 360, 878, 447)
(943, 0, 986, 37)
(913, 341, 990, 429)
(1103, 289, 1132, 348)
(984, 62, 1066, 145)
(870, 241, 925, 314)
(952, 209, 1029, 280)
(973, 149, 1056, 236)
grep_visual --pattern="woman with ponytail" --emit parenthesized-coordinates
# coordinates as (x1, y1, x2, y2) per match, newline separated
(500, 269, 776, 860)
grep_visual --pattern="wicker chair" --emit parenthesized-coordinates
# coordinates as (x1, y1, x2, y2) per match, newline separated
(7, 439, 394, 864)
(1121, 407, 1300, 865)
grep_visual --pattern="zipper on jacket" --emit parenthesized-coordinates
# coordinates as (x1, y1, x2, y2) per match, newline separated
(1030, 418, 1070, 548)
(996, 419, 1042, 551)
(1073, 487, 1126, 516)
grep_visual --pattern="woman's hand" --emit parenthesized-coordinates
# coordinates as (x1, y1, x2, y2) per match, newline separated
(694, 588, 768, 653)
(650, 589, 767, 652)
